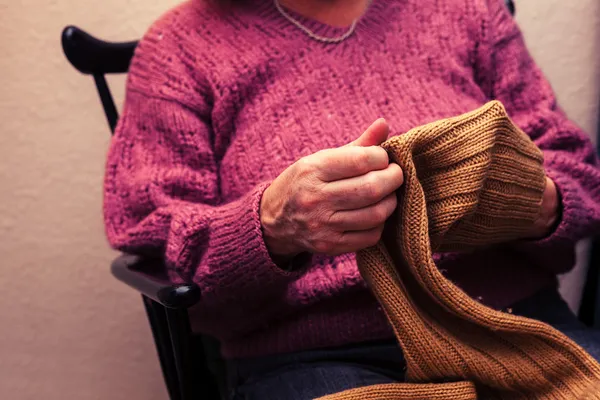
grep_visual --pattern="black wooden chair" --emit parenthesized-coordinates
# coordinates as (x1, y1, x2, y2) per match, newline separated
(61, 1, 598, 398)
(61, 26, 222, 400)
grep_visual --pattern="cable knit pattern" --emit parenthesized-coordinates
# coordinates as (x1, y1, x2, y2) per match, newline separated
(104, 0, 600, 358)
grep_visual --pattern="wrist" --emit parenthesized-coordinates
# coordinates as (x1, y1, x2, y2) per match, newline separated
(260, 187, 303, 260)
(530, 177, 560, 238)
(262, 227, 305, 269)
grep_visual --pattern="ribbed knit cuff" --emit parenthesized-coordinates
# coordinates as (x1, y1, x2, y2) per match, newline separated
(511, 166, 581, 275)
(190, 182, 303, 306)
(484, 166, 546, 235)
(528, 167, 578, 247)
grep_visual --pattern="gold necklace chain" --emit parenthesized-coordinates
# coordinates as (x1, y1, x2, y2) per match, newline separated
(273, 0, 372, 44)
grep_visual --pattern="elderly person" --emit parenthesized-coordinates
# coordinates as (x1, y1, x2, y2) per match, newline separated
(103, 0, 600, 398)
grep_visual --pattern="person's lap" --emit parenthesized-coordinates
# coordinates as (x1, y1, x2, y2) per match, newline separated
(226, 288, 599, 400)
(509, 287, 600, 362)
(227, 340, 405, 400)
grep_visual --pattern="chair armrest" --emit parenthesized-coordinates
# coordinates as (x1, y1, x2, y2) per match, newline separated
(111, 254, 201, 309)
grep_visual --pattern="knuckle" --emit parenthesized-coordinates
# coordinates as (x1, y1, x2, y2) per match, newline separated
(313, 240, 333, 254)
(305, 218, 321, 233)
(295, 192, 318, 210)
(296, 156, 316, 175)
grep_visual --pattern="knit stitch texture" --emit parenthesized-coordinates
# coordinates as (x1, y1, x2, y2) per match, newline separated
(319, 101, 600, 399)
(104, 0, 600, 358)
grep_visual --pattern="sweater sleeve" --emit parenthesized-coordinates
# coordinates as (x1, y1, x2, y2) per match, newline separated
(104, 88, 298, 311)
(479, 0, 600, 273)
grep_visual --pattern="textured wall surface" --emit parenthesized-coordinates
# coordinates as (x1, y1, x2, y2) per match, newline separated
(517, 1, 600, 149)
(0, 1, 178, 399)
(515, 0, 600, 311)
(0, 1, 598, 399)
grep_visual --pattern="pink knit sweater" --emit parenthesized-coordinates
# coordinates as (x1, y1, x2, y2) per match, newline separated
(104, 0, 600, 358)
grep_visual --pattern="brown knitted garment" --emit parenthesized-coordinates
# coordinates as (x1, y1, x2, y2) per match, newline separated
(319, 101, 600, 399)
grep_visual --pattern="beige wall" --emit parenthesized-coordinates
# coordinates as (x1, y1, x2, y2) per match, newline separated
(0, 1, 598, 399)
(0, 1, 178, 399)
(515, 1, 600, 311)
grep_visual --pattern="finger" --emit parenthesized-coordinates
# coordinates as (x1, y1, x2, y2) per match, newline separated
(312, 146, 390, 182)
(324, 163, 404, 209)
(335, 225, 385, 254)
(328, 193, 397, 231)
(346, 118, 390, 147)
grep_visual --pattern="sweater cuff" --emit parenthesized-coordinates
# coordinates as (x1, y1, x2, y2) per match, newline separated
(527, 167, 579, 248)
(510, 167, 579, 274)
(192, 182, 302, 303)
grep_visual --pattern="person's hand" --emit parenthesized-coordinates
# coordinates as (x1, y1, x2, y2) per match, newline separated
(260, 119, 404, 260)
(527, 177, 560, 239)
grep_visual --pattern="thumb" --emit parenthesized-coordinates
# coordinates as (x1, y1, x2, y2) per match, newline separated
(347, 118, 390, 147)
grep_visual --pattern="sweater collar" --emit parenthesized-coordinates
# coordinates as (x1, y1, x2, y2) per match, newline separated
(251, 0, 393, 44)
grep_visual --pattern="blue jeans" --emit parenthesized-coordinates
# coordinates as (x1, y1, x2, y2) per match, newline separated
(226, 288, 600, 400)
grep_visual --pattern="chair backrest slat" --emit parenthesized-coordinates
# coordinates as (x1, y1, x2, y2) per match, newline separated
(93, 74, 120, 133)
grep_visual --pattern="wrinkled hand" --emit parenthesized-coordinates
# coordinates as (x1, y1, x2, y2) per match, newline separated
(260, 119, 404, 259)
(527, 177, 560, 239)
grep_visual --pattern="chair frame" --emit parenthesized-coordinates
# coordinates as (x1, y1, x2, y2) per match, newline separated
(60, 1, 598, 397)
(62, 26, 220, 400)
